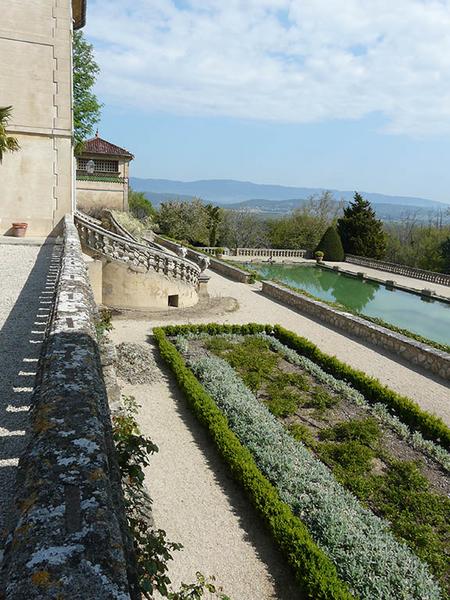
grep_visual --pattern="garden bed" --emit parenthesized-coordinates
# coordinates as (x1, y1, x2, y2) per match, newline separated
(155, 324, 450, 600)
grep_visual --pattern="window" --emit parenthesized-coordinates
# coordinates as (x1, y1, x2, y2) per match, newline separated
(77, 158, 119, 173)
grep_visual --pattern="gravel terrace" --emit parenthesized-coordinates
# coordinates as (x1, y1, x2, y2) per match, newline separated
(111, 268, 449, 597)
(113, 269, 450, 424)
(115, 341, 299, 600)
(0, 241, 58, 553)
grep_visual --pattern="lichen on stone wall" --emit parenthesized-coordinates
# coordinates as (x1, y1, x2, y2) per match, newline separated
(0, 216, 139, 599)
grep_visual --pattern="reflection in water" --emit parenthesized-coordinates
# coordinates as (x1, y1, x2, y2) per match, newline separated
(254, 263, 450, 346)
(259, 264, 379, 312)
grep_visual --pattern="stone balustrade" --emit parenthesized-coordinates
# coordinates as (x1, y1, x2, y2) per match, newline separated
(156, 236, 252, 283)
(233, 248, 307, 258)
(345, 254, 450, 287)
(197, 247, 230, 256)
(75, 212, 200, 287)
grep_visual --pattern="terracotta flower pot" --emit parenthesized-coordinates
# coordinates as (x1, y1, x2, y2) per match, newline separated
(12, 222, 28, 237)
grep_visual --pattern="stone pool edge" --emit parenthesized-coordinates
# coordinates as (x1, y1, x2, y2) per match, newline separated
(262, 280, 450, 382)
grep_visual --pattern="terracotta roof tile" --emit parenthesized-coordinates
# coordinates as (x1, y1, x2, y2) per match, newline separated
(83, 136, 134, 159)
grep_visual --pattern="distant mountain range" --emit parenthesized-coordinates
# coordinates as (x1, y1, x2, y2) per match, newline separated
(131, 177, 450, 222)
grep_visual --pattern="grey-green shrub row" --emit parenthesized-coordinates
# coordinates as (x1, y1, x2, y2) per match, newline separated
(261, 334, 450, 471)
(162, 323, 450, 449)
(184, 350, 441, 600)
(154, 328, 355, 600)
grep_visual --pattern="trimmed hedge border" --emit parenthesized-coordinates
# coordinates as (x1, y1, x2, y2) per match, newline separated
(273, 325, 450, 450)
(154, 327, 355, 600)
(159, 323, 450, 451)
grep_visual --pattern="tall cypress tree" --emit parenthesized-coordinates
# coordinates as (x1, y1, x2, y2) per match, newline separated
(337, 192, 386, 259)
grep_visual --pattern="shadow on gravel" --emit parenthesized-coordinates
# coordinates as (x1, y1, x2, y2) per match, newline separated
(0, 240, 61, 544)
(144, 334, 302, 600)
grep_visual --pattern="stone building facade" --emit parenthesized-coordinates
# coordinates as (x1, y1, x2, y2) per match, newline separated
(0, 0, 85, 237)
(76, 134, 134, 213)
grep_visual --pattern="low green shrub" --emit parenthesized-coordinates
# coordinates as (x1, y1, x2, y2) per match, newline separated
(287, 422, 317, 447)
(273, 325, 450, 450)
(154, 328, 355, 600)
(319, 417, 381, 446)
(307, 387, 338, 414)
(182, 348, 441, 600)
(315, 226, 345, 261)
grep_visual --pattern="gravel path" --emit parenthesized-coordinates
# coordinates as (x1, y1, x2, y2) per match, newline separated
(0, 242, 58, 549)
(112, 269, 450, 424)
(113, 338, 299, 600)
(110, 268, 450, 598)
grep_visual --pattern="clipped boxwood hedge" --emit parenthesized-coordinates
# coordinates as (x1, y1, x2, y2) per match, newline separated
(154, 327, 355, 600)
(159, 323, 450, 451)
(273, 324, 450, 450)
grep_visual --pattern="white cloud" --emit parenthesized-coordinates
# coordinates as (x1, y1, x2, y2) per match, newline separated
(86, 0, 450, 135)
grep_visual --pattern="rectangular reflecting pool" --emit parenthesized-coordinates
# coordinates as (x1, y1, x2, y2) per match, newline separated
(254, 264, 450, 346)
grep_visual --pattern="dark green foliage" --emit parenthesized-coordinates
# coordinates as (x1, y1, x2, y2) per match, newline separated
(205, 204, 223, 247)
(264, 386, 302, 417)
(225, 337, 278, 392)
(337, 192, 386, 259)
(307, 388, 339, 414)
(129, 189, 157, 221)
(440, 236, 450, 273)
(287, 423, 317, 447)
(160, 324, 450, 595)
(373, 461, 450, 586)
(315, 227, 345, 262)
(154, 328, 355, 600)
(319, 418, 381, 446)
(73, 31, 102, 150)
(0, 106, 20, 163)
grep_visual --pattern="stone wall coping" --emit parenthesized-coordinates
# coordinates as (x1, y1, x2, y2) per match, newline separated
(262, 280, 450, 381)
(1, 215, 137, 599)
(345, 254, 450, 287)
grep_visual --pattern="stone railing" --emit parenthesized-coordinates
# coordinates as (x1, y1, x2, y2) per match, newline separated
(75, 211, 200, 287)
(100, 209, 169, 255)
(345, 254, 450, 287)
(233, 247, 307, 258)
(1, 215, 139, 599)
(262, 280, 450, 381)
(196, 247, 230, 256)
(155, 236, 252, 283)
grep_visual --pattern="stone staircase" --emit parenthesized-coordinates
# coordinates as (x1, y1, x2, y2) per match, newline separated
(74, 211, 202, 310)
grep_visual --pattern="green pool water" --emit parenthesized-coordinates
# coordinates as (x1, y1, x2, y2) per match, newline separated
(255, 264, 450, 346)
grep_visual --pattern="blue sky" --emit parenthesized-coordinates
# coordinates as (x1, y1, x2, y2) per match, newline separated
(85, 0, 450, 204)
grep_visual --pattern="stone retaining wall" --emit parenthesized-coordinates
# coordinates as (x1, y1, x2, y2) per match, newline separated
(0, 216, 138, 599)
(345, 254, 450, 287)
(262, 281, 450, 381)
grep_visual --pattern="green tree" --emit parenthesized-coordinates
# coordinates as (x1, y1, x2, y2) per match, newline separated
(157, 198, 209, 245)
(73, 31, 102, 152)
(315, 226, 345, 261)
(0, 106, 20, 162)
(337, 192, 386, 259)
(440, 236, 450, 273)
(128, 189, 157, 221)
(205, 204, 223, 246)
